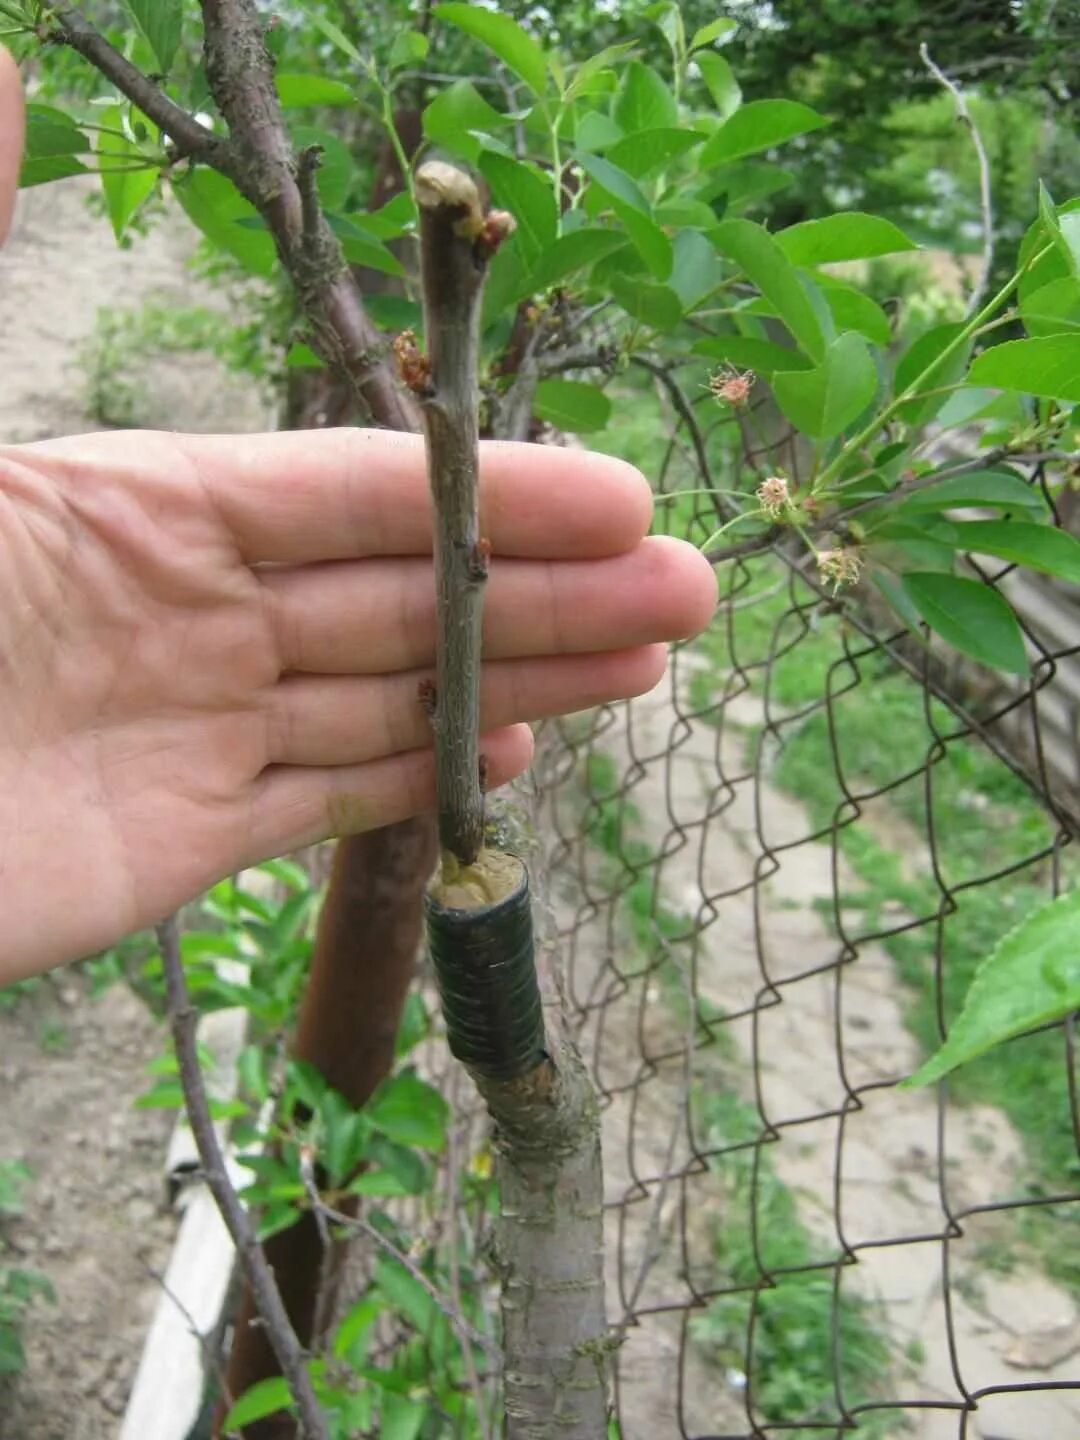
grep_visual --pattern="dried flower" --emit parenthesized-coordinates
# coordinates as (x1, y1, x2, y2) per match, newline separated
(392, 329, 430, 393)
(708, 365, 755, 407)
(816, 547, 863, 590)
(756, 475, 791, 519)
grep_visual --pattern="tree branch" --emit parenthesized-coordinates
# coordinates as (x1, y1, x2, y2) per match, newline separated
(155, 918, 328, 1440)
(920, 43, 994, 316)
(410, 161, 512, 865)
(50, 7, 223, 161)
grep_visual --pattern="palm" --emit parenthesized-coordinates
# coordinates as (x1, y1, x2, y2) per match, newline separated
(0, 428, 715, 978)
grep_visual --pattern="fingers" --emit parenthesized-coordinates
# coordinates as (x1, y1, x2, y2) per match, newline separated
(261, 645, 667, 767)
(264, 535, 717, 676)
(175, 429, 653, 563)
(245, 724, 534, 858)
(0, 48, 24, 246)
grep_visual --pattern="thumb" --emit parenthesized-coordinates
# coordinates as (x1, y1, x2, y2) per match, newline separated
(0, 47, 25, 246)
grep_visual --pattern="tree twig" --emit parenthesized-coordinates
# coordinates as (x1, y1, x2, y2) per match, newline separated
(49, 8, 223, 161)
(409, 161, 513, 865)
(155, 918, 328, 1440)
(920, 43, 994, 316)
(311, 1196, 500, 1361)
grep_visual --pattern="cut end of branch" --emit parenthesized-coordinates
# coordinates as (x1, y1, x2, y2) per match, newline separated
(432, 847, 524, 911)
(416, 159, 485, 235)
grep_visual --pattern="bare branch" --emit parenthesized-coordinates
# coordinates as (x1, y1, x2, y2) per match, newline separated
(920, 43, 994, 315)
(155, 918, 328, 1440)
(411, 160, 511, 865)
(49, 8, 223, 161)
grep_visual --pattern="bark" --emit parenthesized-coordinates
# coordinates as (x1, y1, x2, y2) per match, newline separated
(415, 164, 609, 1437)
(480, 1049, 609, 1438)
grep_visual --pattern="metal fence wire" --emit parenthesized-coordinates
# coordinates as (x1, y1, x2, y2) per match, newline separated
(523, 432, 1080, 1440)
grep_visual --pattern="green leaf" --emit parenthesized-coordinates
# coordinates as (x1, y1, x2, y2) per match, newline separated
(347, 1169, 413, 1198)
(608, 274, 682, 330)
(654, 197, 720, 229)
(422, 80, 510, 164)
(900, 572, 1029, 675)
(327, 215, 404, 276)
(708, 161, 794, 209)
(382, 1393, 428, 1440)
(575, 110, 623, 152)
(477, 153, 557, 272)
(375, 1256, 439, 1334)
(97, 105, 157, 241)
(564, 43, 638, 104)
(19, 154, 89, 188)
(901, 891, 1080, 1087)
(1020, 276, 1080, 337)
(967, 335, 1080, 402)
(711, 219, 826, 361)
(311, 14, 364, 65)
(333, 1295, 383, 1361)
(897, 471, 1047, 517)
(777, 213, 917, 266)
(816, 277, 891, 347)
(643, 2, 684, 60)
(122, 0, 181, 73)
(669, 229, 723, 311)
(534, 379, 612, 432)
(690, 17, 737, 50)
(894, 322, 970, 425)
(693, 334, 811, 376)
(948, 520, 1080, 582)
(579, 155, 672, 279)
(173, 168, 276, 277)
(773, 332, 876, 438)
(23, 106, 89, 159)
(530, 227, 626, 289)
(695, 52, 741, 120)
(700, 99, 827, 167)
(434, 4, 548, 96)
(367, 1071, 449, 1151)
(134, 1081, 185, 1110)
(613, 61, 677, 133)
(223, 1377, 294, 1430)
(276, 74, 356, 108)
(388, 29, 429, 72)
(578, 152, 648, 212)
(606, 128, 701, 179)
(357, 191, 417, 239)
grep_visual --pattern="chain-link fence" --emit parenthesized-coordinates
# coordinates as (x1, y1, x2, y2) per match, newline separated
(521, 436, 1080, 1439)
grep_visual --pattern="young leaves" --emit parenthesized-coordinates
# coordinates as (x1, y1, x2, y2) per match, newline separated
(777, 213, 917, 266)
(533, 380, 612, 433)
(122, 0, 182, 74)
(97, 104, 157, 240)
(434, 4, 549, 95)
(900, 572, 1029, 675)
(223, 1377, 294, 1431)
(901, 890, 1080, 1088)
(19, 105, 89, 187)
(773, 332, 876, 438)
(968, 334, 1080, 402)
(613, 61, 677, 132)
(711, 219, 825, 360)
(700, 99, 827, 167)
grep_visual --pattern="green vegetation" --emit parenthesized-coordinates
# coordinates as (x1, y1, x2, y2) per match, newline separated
(0, 1161, 53, 1381)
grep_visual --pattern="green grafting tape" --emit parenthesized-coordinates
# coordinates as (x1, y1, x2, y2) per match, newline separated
(425, 860, 545, 1082)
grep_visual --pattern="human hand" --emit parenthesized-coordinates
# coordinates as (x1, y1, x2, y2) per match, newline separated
(0, 429, 715, 979)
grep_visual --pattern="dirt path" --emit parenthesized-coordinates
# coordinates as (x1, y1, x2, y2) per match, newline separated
(0, 177, 265, 1438)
